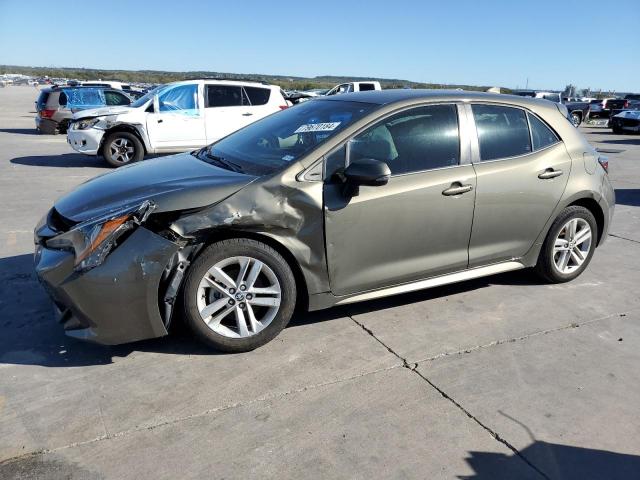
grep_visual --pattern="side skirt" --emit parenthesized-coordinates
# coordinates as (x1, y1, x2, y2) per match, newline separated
(308, 261, 525, 310)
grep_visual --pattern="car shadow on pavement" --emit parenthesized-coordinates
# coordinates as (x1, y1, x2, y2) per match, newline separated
(0, 254, 541, 368)
(460, 412, 640, 479)
(0, 128, 41, 135)
(614, 189, 640, 207)
(11, 153, 108, 168)
(461, 441, 640, 479)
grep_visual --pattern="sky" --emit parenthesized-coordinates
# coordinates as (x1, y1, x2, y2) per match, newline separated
(0, 0, 638, 92)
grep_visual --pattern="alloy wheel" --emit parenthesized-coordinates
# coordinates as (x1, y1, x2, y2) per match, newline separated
(109, 137, 135, 164)
(196, 256, 281, 338)
(553, 218, 592, 274)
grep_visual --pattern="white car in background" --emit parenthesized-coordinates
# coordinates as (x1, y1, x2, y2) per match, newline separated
(67, 79, 288, 166)
(325, 81, 382, 96)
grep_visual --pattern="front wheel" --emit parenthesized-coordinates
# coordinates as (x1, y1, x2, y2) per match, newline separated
(535, 206, 598, 283)
(182, 239, 297, 352)
(101, 131, 144, 167)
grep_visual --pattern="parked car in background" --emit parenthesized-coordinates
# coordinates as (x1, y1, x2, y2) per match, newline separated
(325, 81, 382, 96)
(35, 86, 132, 134)
(67, 79, 289, 167)
(610, 107, 640, 134)
(588, 98, 616, 118)
(512, 90, 589, 126)
(36, 90, 614, 352)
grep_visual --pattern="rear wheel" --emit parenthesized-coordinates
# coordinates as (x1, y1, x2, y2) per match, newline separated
(535, 206, 597, 283)
(182, 238, 297, 352)
(101, 131, 144, 167)
(612, 125, 623, 134)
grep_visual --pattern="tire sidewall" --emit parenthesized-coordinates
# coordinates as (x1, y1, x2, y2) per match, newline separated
(183, 240, 296, 352)
(102, 132, 143, 167)
(543, 207, 598, 282)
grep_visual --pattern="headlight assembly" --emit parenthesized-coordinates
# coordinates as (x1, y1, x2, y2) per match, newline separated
(46, 201, 156, 271)
(73, 117, 109, 130)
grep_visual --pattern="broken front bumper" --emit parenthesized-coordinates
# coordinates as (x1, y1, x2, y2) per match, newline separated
(67, 127, 104, 155)
(34, 227, 180, 345)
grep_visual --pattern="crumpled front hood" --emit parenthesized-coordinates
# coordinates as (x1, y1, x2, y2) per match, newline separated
(54, 153, 256, 222)
(72, 106, 133, 120)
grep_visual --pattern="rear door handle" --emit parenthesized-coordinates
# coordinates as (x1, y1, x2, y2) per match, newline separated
(157, 119, 163, 123)
(242, 112, 253, 116)
(538, 168, 563, 179)
(442, 183, 474, 196)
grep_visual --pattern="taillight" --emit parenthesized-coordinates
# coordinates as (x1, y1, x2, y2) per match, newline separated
(624, 100, 629, 108)
(39, 109, 56, 118)
(279, 105, 288, 110)
(598, 156, 609, 173)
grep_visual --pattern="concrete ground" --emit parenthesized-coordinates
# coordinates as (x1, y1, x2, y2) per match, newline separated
(0, 86, 638, 479)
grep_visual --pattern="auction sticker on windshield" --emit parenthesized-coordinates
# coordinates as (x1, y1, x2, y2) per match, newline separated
(294, 122, 341, 133)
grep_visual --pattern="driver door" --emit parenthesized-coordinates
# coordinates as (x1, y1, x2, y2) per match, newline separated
(146, 83, 206, 151)
(324, 104, 477, 296)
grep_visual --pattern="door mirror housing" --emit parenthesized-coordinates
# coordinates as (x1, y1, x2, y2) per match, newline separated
(343, 158, 391, 187)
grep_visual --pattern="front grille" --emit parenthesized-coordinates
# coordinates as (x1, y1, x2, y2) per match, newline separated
(48, 207, 78, 233)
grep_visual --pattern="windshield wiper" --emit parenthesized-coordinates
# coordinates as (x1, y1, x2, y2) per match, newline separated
(196, 148, 244, 173)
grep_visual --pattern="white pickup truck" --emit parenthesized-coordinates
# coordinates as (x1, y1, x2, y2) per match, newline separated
(325, 81, 382, 96)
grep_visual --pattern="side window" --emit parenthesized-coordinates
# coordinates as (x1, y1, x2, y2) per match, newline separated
(244, 87, 271, 106)
(350, 104, 460, 175)
(528, 112, 559, 151)
(158, 84, 198, 114)
(359, 83, 375, 91)
(58, 91, 67, 107)
(206, 85, 242, 107)
(104, 91, 130, 106)
(472, 105, 531, 161)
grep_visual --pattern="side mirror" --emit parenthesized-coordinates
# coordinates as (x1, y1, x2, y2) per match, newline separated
(343, 158, 391, 187)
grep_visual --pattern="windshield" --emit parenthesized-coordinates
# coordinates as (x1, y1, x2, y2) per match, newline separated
(130, 86, 161, 108)
(201, 99, 375, 175)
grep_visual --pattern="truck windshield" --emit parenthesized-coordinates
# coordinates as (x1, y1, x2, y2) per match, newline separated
(201, 99, 375, 176)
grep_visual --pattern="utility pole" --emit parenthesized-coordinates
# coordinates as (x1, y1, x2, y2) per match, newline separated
(525, 77, 529, 89)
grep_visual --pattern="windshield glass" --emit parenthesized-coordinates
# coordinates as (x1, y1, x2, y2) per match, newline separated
(130, 86, 161, 108)
(202, 99, 375, 176)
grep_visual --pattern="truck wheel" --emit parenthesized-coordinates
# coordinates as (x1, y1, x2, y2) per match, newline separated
(570, 112, 581, 127)
(612, 125, 623, 134)
(101, 132, 144, 167)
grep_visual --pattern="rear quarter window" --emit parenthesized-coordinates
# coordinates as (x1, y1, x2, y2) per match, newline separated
(527, 113, 559, 151)
(244, 87, 271, 106)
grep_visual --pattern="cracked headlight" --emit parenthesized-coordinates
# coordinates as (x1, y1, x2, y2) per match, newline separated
(46, 201, 156, 271)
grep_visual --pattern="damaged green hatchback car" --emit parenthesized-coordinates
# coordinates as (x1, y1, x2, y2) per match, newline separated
(35, 90, 615, 352)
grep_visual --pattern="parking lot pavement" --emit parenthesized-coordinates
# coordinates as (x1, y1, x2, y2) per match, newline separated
(0, 87, 639, 479)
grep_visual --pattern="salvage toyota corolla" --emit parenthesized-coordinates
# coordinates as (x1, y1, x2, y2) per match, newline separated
(34, 90, 615, 352)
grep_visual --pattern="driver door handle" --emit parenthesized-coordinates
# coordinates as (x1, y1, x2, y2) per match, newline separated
(538, 168, 563, 179)
(157, 119, 163, 123)
(242, 112, 253, 116)
(442, 183, 474, 196)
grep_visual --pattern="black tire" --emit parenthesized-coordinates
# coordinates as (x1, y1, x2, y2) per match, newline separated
(101, 131, 144, 167)
(182, 238, 297, 352)
(570, 112, 581, 127)
(612, 126, 623, 134)
(535, 206, 598, 283)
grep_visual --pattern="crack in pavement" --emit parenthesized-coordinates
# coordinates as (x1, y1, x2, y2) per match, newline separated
(608, 233, 640, 245)
(411, 309, 638, 366)
(347, 311, 555, 480)
(0, 362, 404, 465)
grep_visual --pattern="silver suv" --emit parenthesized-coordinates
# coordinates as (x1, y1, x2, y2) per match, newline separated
(35, 86, 132, 134)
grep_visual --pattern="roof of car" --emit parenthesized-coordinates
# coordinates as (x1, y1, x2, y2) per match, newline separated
(321, 89, 558, 109)
(167, 79, 279, 88)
